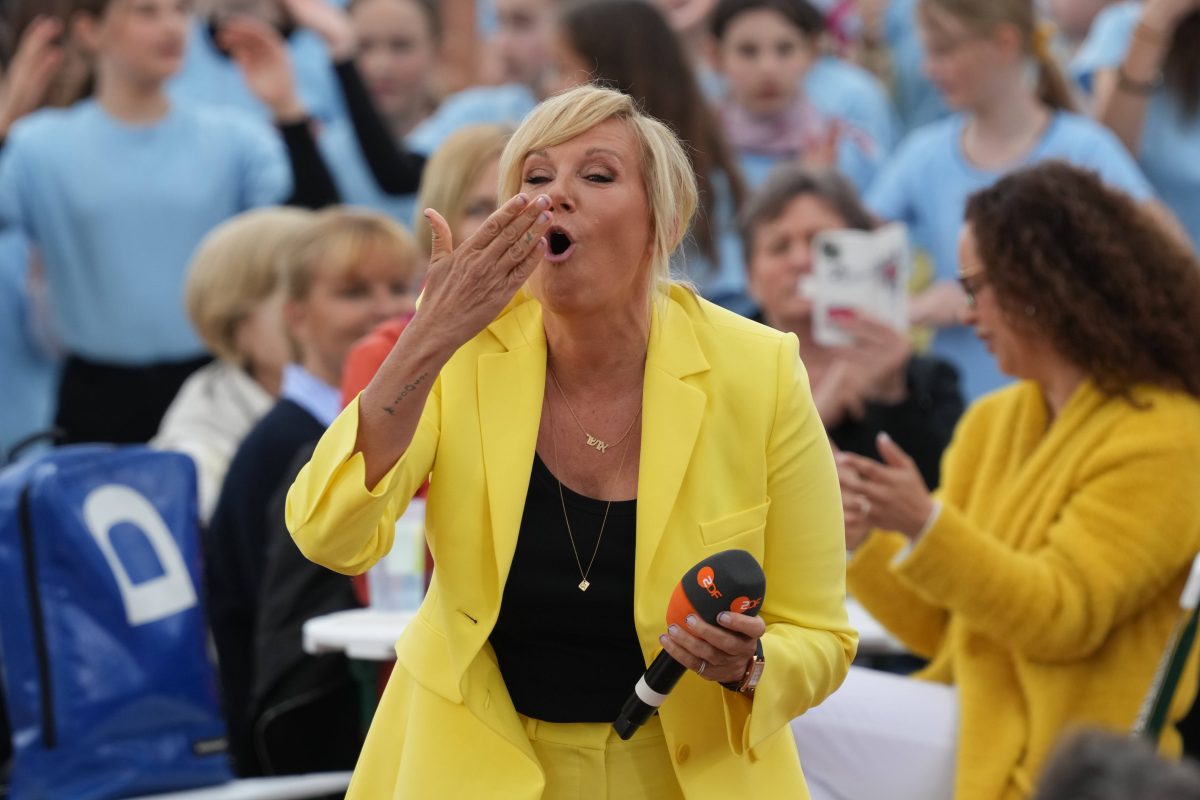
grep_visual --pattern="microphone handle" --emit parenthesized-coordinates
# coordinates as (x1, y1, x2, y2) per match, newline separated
(613, 650, 686, 740)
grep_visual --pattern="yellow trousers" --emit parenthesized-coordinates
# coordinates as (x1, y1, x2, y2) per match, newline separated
(520, 714, 686, 800)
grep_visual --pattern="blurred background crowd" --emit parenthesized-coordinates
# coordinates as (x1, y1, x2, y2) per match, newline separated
(0, 0, 1198, 795)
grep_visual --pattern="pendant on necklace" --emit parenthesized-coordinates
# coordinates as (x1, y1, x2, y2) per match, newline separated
(578, 579, 591, 592)
(585, 435, 609, 454)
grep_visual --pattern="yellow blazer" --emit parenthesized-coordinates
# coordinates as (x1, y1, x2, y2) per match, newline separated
(286, 286, 856, 798)
(849, 380, 1200, 800)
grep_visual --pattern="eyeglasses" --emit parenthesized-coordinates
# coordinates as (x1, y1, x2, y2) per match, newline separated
(958, 272, 988, 309)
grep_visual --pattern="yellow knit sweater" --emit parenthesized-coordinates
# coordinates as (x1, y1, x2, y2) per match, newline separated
(848, 380, 1200, 800)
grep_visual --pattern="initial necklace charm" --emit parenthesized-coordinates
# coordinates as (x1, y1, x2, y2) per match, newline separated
(578, 579, 591, 592)
(585, 435, 609, 454)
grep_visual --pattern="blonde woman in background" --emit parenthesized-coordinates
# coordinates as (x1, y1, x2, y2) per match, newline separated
(154, 207, 314, 523)
(205, 208, 420, 777)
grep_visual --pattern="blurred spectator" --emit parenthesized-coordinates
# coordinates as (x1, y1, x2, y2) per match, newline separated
(710, 0, 887, 192)
(171, 0, 347, 123)
(1034, 728, 1200, 800)
(740, 164, 961, 488)
(545, 0, 752, 314)
(796, 162, 1200, 800)
(409, 123, 509, 263)
(1074, 0, 1200, 250)
(865, 0, 1156, 399)
(0, 234, 59, 462)
(403, 0, 549, 154)
(205, 208, 419, 777)
(153, 207, 314, 524)
(342, 123, 509, 406)
(311, 0, 440, 226)
(1048, 0, 1121, 55)
(0, 3, 338, 444)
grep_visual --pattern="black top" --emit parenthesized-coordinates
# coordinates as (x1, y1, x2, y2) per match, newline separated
(748, 310, 963, 488)
(332, 60, 426, 195)
(489, 453, 646, 723)
(828, 356, 964, 489)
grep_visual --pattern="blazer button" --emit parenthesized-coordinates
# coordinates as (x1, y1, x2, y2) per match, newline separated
(676, 744, 691, 764)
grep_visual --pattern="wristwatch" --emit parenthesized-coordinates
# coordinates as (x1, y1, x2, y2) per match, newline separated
(721, 640, 765, 696)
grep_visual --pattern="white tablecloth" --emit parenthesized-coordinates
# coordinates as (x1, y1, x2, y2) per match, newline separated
(302, 601, 903, 661)
(124, 773, 353, 800)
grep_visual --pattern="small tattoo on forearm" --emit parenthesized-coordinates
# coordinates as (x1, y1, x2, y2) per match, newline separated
(382, 372, 430, 415)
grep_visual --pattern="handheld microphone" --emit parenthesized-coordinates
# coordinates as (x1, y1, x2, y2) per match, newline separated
(612, 549, 766, 740)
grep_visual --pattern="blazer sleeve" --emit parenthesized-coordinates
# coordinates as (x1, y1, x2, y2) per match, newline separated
(725, 333, 859, 754)
(285, 383, 442, 575)
(892, 408, 1200, 663)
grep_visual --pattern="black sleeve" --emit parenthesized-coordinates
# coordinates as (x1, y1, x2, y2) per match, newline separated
(278, 118, 341, 209)
(873, 357, 965, 490)
(333, 59, 426, 195)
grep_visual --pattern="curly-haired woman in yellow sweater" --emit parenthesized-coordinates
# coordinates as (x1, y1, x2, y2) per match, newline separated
(793, 160, 1200, 800)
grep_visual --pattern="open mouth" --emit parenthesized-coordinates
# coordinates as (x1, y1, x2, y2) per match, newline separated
(545, 227, 576, 263)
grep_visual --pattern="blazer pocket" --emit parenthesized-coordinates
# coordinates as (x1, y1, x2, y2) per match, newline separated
(699, 500, 771, 547)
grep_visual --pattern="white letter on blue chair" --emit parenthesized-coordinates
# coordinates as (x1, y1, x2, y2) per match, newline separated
(82, 484, 198, 626)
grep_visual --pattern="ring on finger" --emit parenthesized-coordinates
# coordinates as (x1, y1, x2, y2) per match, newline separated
(697, 660, 707, 676)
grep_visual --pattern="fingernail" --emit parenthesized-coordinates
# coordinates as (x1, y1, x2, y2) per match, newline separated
(537, 211, 551, 224)
(515, 193, 528, 204)
(878, 431, 892, 444)
(685, 614, 697, 627)
(422, 209, 432, 219)
(536, 195, 551, 209)
(537, 237, 547, 249)
(659, 634, 668, 645)
(718, 611, 732, 625)
(668, 624, 679, 636)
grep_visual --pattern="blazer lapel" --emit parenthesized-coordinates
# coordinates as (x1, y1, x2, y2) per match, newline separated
(478, 300, 547, 595)
(635, 296, 711, 593)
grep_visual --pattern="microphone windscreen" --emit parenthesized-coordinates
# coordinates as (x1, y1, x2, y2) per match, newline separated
(666, 549, 765, 629)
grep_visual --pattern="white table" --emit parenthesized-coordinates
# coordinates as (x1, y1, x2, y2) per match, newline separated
(124, 773, 353, 800)
(303, 608, 416, 661)
(303, 602, 904, 661)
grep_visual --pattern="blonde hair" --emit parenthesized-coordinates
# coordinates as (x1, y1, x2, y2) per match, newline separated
(918, 0, 1075, 111)
(283, 207, 419, 302)
(497, 85, 699, 309)
(412, 124, 510, 258)
(185, 207, 314, 364)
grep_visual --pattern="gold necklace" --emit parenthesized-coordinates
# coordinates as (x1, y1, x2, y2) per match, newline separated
(547, 394, 638, 591)
(548, 368, 641, 454)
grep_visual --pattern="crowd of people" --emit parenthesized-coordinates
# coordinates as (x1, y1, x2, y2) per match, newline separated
(1, 0, 1199, 797)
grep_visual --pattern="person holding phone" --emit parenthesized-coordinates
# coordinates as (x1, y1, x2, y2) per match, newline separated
(741, 164, 962, 488)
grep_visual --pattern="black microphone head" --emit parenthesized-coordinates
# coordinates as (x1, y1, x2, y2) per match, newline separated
(668, 549, 766, 627)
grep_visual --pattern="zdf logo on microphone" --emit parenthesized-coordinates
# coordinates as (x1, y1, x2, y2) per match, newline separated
(697, 566, 723, 598)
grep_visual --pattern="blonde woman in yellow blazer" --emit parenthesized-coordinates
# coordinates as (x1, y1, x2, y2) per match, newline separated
(285, 86, 856, 798)
(798, 162, 1200, 800)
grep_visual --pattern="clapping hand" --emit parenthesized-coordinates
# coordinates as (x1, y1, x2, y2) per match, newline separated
(278, 0, 358, 60)
(0, 16, 64, 138)
(219, 16, 307, 123)
(836, 432, 934, 546)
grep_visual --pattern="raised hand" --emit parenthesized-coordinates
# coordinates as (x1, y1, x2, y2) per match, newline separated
(838, 312, 912, 404)
(278, 0, 357, 60)
(836, 433, 933, 540)
(0, 16, 65, 138)
(219, 16, 306, 122)
(415, 193, 556, 350)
